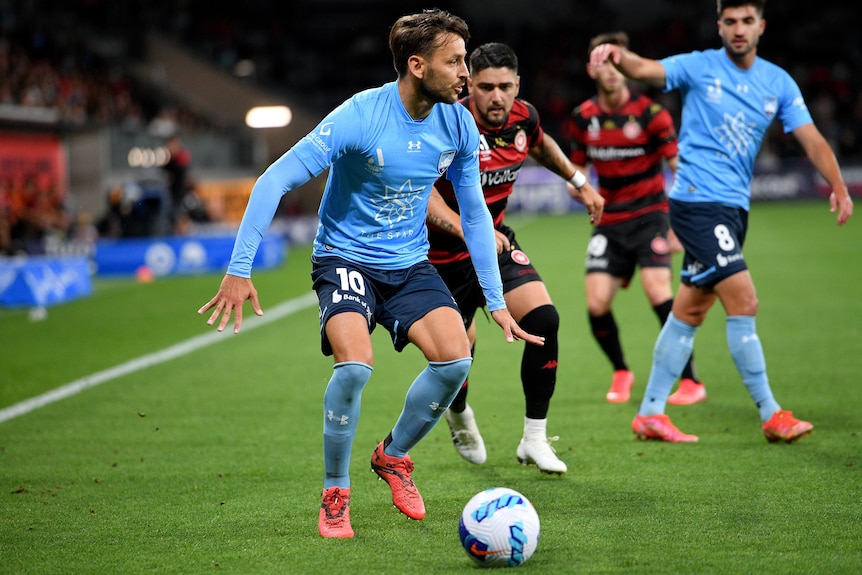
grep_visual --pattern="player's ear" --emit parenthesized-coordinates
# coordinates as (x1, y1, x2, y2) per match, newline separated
(515, 75, 521, 97)
(407, 54, 426, 79)
(466, 76, 474, 95)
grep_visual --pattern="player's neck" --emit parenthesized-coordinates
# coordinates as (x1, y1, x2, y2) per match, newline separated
(598, 86, 631, 112)
(724, 48, 757, 70)
(398, 78, 434, 120)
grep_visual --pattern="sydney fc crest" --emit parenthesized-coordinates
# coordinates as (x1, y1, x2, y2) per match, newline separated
(763, 96, 778, 119)
(437, 150, 456, 174)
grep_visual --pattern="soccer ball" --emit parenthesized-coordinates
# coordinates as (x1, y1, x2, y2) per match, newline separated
(458, 487, 540, 568)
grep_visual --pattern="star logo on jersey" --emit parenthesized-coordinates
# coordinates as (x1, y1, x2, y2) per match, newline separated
(714, 111, 756, 157)
(372, 179, 425, 227)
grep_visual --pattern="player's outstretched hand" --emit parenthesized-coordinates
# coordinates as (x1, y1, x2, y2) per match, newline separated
(198, 274, 263, 334)
(568, 181, 605, 225)
(830, 191, 853, 226)
(490, 308, 545, 346)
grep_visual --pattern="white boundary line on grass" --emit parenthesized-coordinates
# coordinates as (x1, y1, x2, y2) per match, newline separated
(0, 291, 319, 425)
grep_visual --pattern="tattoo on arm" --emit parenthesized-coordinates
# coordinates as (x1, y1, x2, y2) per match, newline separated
(428, 212, 456, 235)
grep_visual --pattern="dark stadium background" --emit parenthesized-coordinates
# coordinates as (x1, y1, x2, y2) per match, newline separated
(1, 0, 859, 254)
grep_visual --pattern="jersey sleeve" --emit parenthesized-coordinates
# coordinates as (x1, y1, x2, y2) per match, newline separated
(567, 105, 589, 165)
(227, 100, 364, 277)
(226, 151, 313, 277)
(448, 112, 505, 310)
(775, 71, 813, 133)
(454, 180, 505, 311)
(660, 51, 698, 93)
(648, 104, 679, 159)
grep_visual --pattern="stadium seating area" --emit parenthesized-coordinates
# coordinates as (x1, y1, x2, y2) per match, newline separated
(1, 0, 859, 254)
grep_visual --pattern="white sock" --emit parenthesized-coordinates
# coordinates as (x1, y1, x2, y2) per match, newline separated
(523, 417, 547, 439)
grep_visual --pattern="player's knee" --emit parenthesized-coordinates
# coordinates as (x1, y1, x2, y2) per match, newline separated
(519, 304, 559, 337)
(429, 357, 473, 388)
(329, 361, 373, 397)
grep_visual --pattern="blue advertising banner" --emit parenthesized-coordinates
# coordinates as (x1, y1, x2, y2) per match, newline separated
(0, 256, 92, 308)
(93, 233, 286, 277)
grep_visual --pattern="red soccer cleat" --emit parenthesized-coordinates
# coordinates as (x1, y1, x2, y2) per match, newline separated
(370, 441, 426, 520)
(632, 413, 699, 442)
(606, 370, 635, 403)
(762, 409, 813, 443)
(318, 486, 354, 538)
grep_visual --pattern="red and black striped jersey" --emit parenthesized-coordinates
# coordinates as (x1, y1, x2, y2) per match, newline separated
(568, 93, 677, 226)
(429, 97, 544, 264)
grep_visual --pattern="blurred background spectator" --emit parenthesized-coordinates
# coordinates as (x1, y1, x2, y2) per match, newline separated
(0, 0, 859, 254)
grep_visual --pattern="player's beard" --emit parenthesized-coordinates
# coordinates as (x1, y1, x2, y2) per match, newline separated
(420, 71, 463, 105)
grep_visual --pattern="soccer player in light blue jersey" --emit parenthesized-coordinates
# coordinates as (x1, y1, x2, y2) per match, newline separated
(198, 9, 543, 539)
(589, 0, 853, 443)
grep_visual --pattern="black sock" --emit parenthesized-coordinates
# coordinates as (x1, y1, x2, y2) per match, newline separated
(519, 305, 560, 419)
(589, 311, 627, 371)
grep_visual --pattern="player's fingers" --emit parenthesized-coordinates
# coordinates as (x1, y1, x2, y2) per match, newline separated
(206, 304, 222, 327)
(198, 297, 217, 315)
(233, 306, 243, 334)
(216, 303, 233, 333)
(250, 292, 264, 316)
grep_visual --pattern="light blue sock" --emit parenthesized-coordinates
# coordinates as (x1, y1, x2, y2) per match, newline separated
(726, 316, 780, 422)
(323, 361, 372, 489)
(639, 313, 697, 416)
(387, 357, 472, 457)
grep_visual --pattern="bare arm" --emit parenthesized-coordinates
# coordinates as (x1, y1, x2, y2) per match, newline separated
(427, 186, 463, 239)
(427, 186, 512, 252)
(793, 123, 853, 226)
(664, 154, 683, 252)
(528, 134, 605, 224)
(589, 43, 667, 89)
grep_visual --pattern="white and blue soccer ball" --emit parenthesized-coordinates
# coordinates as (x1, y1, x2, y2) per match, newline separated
(458, 487, 540, 568)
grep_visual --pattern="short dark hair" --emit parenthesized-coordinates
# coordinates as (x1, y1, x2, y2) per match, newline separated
(389, 9, 470, 77)
(469, 42, 518, 75)
(587, 31, 629, 59)
(717, 0, 766, 17)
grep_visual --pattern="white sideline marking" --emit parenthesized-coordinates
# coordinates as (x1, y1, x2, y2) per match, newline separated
(0, 292, 318, 424)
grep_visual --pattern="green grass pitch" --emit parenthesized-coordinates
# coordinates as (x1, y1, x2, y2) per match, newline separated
(1, 200, 860, 574)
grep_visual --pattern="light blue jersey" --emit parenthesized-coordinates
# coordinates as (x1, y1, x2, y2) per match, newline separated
(662, 49, 813, 210)
(227, 81, 505, 309)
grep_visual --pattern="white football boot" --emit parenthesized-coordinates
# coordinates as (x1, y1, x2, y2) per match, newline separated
(516, 417, 567, 474)
(444, 404, 487, 465)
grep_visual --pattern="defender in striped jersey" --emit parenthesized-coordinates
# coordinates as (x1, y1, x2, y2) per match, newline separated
(568, 31, 705, 406)
(427, 43, 604, 474)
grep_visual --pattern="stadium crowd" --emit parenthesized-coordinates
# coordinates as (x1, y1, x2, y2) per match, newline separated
(0, 0, 859, 255)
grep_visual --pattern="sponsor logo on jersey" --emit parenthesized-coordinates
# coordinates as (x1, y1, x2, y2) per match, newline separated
(716, 252, 744, 267)
(408, 140, 421, 152)
(372, 179, 425, 227)
(707, 78, 723, 104)
(437, 150, 456, 174)
(481, 166, 521, 187)
(587, 146, 646, 161)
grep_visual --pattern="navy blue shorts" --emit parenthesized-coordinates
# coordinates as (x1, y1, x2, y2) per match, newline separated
(434, 225, 541, 328)
(669, 199, 749, 288)
(310, 255, 459, 355)
(585, 210, 672, 285)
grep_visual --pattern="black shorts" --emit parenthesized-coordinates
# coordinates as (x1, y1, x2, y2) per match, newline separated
(585, 210, 672, 284)
(669, 199, 749, 288)
(434, 225, 542, 328)
(311, 255, 459, 355)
